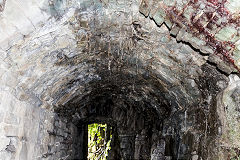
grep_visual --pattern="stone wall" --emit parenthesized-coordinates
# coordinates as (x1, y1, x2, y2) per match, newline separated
(0, 0, 239, 159)
(0, 87, 79, 159)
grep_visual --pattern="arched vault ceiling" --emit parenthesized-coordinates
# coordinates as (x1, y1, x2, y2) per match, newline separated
(0, 0, 237, 117)
(1, 0, 240, 73)
(0, 0, 230, 116)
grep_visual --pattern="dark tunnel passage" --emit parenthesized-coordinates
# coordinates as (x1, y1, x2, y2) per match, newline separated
(55, 69, 174, 160)
(52, 49, 227, 160)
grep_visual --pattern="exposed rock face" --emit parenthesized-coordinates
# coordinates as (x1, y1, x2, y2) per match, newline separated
(0, 0, 239, 160)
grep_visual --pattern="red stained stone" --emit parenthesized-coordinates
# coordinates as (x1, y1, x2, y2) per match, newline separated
(207, 0, 219, 6)
(205, 12, 214, 20)
(206, 23, 213, 30)
(217, 7, 229, 16)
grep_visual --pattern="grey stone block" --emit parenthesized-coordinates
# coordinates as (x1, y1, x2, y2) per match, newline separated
(4, 113, 20, 125)
(4, 125, 19, 137)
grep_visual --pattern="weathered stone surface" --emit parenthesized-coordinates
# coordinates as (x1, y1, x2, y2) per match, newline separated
(4, 125, 19, 137)
(215, 26, 237, 41)
(0, 0, 6, 12)
(4, 113, 20, 125)
(0, 136, 10, 151)
(0, 112, 4, 123)
(225, 0, 240, 14)
(220, 76, 240, 147)
(0, 0, 239, 159)
(140, 0, 240, 73)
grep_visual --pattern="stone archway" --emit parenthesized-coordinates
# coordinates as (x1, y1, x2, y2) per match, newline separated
(0, 0, 240, 160)
(56, 74, 170, 159)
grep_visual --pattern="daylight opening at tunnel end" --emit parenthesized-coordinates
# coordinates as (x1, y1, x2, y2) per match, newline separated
(88, 123, 112, 160)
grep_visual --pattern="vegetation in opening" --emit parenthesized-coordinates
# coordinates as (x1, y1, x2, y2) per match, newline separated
(88, 123, 112, 160)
